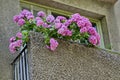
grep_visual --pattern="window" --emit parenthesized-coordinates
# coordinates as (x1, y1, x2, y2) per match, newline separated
(20, 0, 106, 49)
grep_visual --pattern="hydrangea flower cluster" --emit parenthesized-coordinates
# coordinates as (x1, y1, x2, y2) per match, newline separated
(13, 9, 34, 26)
(9, 9, 100, 53)
(46, 38, 59, 51)
(9, 32, 22, 53)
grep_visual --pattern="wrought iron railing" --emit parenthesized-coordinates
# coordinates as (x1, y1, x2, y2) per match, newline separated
(11, 44, 29, 80)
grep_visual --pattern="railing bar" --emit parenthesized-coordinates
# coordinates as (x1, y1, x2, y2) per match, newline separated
(22, 55, 25, 80)
(11, 45, 27, 65)
(19, 58, 21, 80)
(14, 63, 17, 80)
(17, 60, 20, 80)
(16, 62, 18, 80)
(25, 49, 29, 80)
(22, 51, 27, 80)
(20, 45, 26, 80)
(24, 49, 28, 80)
(20, 55, 23, 80)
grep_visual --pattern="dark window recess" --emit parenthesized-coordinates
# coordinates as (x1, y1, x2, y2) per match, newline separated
(21, 7, 30, 11)
(51, 12, 69, 19)
(33, 10, 38, 17)
(92, 22, 98, 32)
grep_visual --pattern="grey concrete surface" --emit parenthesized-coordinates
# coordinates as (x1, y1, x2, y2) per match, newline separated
(113, 0, 120, 51)
(0, 0, 20, 80)
(28, 32, 120, 80)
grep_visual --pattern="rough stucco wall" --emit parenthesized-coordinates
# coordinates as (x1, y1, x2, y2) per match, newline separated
(113, 0, 120, 51)
(0, 0, 20, 80)
(28, 32, 120, 80)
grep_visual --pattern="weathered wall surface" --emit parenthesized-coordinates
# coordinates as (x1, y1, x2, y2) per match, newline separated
(0, 0, 20, 80)
(28, 32, 120, 80)
(113, 0, 120, 52)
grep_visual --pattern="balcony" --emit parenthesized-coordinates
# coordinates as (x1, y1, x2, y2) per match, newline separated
(11, 32, 120, 80)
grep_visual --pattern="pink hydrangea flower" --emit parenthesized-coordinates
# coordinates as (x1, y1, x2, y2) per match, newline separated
(77, 20, 85, 28)
(55, 23, 62, 29)
(9, 42, 17, 53)
(42, 23, 48, 28)
(21, 9, 30, 16)
(64, 19, 72, 27)
(36, 20, 44, 26)
(57, 25, 68, 36)
(25, 12, 33, 17)
(16, 32, 22, 39)
(9, 37, 16, 43)
(27, 15, 34, 20)
(46, 15, 55, 23)
(9, 40, 22, 53)
(56, 16, 67, 22)
(84, 19, 92, 28)
(54, 19, 61, 23)
(57, 25, 72, 36)
(17, 19, 25, 26)
(88, 27, 97, 35)
(58, 27, 66, 36)
(13, 15, 20, 23)
(49, 38, 59, 51)
(48, 25, 52, 28)
(95, 33, 100, 45)
(19, 14, 24, 19)
(16, 40, 22, 47)
(37, 11, 46, 17)
(71, 13, 81, 22)
(66, 30, 72, 36)
(89, 35, 97, 45)
(35, 17, 42, 21)
(80, 27, 88, 33)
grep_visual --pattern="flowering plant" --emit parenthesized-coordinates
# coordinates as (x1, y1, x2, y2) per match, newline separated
(9, 9, 100, 53)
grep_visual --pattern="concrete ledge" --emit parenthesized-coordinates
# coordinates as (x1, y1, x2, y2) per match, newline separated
(24, 0, 104, 19)
(97, 0, 118, 4)
(28, 32, 120, 80)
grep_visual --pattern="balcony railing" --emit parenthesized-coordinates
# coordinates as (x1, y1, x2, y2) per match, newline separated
(11, 44, 29, 80)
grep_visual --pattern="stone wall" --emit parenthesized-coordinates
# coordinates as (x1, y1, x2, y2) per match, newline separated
(28, 32, 120, 80)
(0, 0, 20, 80)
